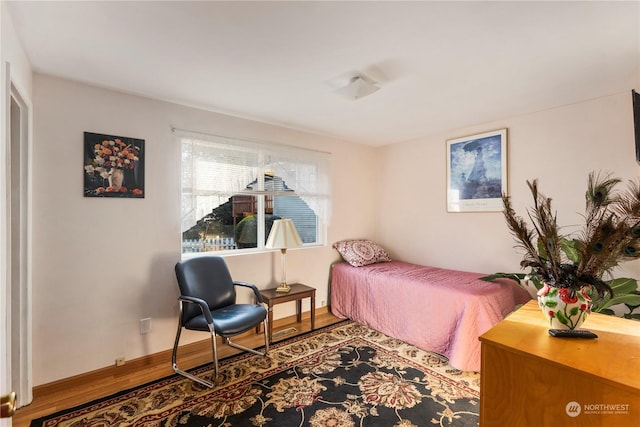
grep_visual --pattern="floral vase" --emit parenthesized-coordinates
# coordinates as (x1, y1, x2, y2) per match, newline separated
(109, 168, 124, 191)
(537, 284, 592, 330)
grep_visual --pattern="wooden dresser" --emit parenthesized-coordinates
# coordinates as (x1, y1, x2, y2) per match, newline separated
(479, 300, 640, 427)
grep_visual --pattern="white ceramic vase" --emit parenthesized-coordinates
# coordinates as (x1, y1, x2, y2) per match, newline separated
(109, 168, 124, 191)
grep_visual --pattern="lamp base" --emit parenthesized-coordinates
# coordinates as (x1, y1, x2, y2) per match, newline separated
(276, 283, 291, 293)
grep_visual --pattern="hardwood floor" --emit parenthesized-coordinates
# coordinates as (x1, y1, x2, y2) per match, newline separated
(12, 308, 343, 427)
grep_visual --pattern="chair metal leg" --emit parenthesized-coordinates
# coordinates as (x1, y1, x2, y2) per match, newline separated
(171, 313, 182, 371)
(210, 324, 220, 384)
(172, 307, 269, 389)
(172, 305, 216, 388)
(225, 317, 270, 356)
(263, 316, 269, 354)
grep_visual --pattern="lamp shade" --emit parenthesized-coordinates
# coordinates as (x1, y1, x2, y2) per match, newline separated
(265, 219, 302, 249)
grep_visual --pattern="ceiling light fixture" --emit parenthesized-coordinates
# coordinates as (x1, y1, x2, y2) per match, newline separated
(336, 75, 380, 100)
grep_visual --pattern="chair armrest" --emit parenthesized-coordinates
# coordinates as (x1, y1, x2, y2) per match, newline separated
(178, 296, 214, 324)
(234, 281, 264, 304)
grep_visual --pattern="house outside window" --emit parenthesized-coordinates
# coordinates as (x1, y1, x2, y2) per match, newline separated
(178, 130, 331, 255)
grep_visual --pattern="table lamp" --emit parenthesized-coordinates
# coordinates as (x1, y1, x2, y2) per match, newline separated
(265, 219, 302, 293)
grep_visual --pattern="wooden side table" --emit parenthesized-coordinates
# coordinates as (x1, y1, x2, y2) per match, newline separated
(257, 283, 316, 342)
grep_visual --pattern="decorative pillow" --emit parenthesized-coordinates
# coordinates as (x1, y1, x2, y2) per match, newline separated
(332, 239, 392, 267)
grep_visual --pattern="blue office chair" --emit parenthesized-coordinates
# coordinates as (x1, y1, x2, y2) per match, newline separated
(173, 256, 269, 387)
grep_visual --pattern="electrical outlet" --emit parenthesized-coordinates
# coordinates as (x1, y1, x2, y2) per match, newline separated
(321, 300, 326, 307)
(140, 317, 152, 334)
(115, 357, 125, 367)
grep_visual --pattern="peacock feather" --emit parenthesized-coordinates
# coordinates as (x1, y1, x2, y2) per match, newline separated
(501, 172, 640, 302)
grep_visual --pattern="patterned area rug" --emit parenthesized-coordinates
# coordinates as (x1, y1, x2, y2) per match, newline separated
(31, 321, 480, 427)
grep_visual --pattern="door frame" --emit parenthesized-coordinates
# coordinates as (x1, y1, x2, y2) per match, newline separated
(9, 76, 33, 408)
(1, 60, 33, 420)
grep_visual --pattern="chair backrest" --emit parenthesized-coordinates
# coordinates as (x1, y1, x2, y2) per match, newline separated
(175, 256, 237, 323)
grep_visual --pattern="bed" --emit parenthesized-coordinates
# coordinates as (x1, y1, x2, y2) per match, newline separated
(330, 259, 531, 372)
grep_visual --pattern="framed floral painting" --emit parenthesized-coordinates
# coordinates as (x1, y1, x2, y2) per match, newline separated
(446, 128, 507, 212)
(83, 132, 145, 198)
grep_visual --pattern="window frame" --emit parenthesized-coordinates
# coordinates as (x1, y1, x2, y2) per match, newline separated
(177, 129, 330, 257)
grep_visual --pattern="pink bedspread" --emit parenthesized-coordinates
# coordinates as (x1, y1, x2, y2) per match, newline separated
(330, 261, 531, 371)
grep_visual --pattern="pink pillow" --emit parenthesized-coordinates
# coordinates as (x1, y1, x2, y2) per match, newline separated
(332, 239, 392, 267)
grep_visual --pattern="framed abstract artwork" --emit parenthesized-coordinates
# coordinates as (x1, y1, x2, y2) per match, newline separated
(83, 132, 145, 198)
(446, 128, 507, 212)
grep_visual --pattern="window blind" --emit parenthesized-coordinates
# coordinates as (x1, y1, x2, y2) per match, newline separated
(177, 129, 331, 243)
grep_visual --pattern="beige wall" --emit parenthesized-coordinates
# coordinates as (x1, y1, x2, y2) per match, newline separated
(31, 74, 378, 385)
(26, 74, 640, 387)
(376, 92, 640, 282)
(30, 76, 640, 386)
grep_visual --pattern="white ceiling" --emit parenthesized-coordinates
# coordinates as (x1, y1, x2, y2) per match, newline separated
(6, 1, 640, 146)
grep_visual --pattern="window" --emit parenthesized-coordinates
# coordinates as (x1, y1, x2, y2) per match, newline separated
(178, 130, 331, 254)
